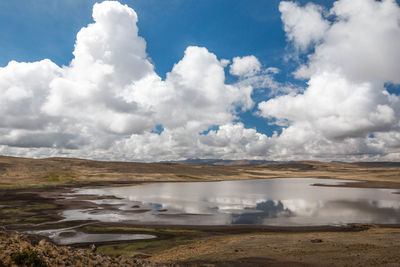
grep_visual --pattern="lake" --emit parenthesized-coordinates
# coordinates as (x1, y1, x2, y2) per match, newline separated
(63, 178, 400, 226)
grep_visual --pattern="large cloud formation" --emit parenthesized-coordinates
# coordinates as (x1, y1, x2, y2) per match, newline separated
(1, 0, 400, 161)
(259, 0, 400, 160)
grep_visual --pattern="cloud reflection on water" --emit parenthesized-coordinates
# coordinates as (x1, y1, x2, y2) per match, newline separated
(65, 178, 400, 226)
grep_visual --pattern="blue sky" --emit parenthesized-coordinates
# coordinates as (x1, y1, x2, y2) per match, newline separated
(0, 0, 315, 135)
(0, 0, 286, 70)
(0, 0, 337, 76)
(0, 0, 342, 70)
(1, 0, 400, 161)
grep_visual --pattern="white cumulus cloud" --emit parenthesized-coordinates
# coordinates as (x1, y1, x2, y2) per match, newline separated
(259, 0, 400, 160)
(0, 1, 260, 160)
(1, 0, 400, 162)
(230, 55, 261, 77)
(279, 1, 329, 51)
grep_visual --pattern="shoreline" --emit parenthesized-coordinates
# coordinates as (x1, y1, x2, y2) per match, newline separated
(1, 177, 400, 234)
(1, 177, 399, 244)
(2, 174, 400, 193)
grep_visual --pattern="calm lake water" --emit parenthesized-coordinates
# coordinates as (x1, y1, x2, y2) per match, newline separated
(64, 178, 400, 226)
(31, 228, 156, 245)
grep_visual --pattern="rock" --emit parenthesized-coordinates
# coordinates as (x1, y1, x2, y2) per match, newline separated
(310, 239, 323, 243)
(38, 239, 47, 247)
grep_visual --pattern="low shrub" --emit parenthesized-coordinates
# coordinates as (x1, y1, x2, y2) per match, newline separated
(11, 249, 47, 267)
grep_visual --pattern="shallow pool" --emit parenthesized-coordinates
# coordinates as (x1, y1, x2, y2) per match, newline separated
(63, 178, 400, 226)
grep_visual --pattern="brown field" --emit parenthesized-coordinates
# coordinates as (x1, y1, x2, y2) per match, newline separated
(1, 156, 400, 189)
(150, 225, 400, 266)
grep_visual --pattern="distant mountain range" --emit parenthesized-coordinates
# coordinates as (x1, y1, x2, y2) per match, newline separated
(159, 158, 400, 167)
(159, 158, 277, 166)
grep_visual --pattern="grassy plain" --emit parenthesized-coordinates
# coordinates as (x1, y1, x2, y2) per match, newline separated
(1, 156, 400, 189)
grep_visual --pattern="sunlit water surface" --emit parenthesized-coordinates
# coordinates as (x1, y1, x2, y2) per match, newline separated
(31, 228, 156, 245)
(64, 178, 400, 226)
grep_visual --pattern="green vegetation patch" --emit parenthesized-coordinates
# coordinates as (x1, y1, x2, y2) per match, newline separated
(24, 216, 53, 223)
(0, 218, 21, 226)
(0, 183, 37, 189)
(26, 203, 58, 211)
(0, 200, 24, 206)
(0, 207, 35, 217)
(40, 173, 76, 184)
(82, 225, 200, 235)
(83, 225, 158, 234)
(0, 203, 57, 216)
(0, 200, 60, 228)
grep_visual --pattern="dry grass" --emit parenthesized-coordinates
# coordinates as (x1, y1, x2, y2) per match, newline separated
(149, 226, 400, 266)
(1, 156, 400, 189)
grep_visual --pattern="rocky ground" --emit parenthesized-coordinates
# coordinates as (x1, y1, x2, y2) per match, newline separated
(0, 231, 154, 267)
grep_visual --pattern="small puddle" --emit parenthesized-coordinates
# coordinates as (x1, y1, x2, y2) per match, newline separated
(29, 228, 156, 245)
(57, 232, 156, 245)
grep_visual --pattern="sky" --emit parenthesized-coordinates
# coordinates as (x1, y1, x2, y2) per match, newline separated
(0, 0, 400, 162)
